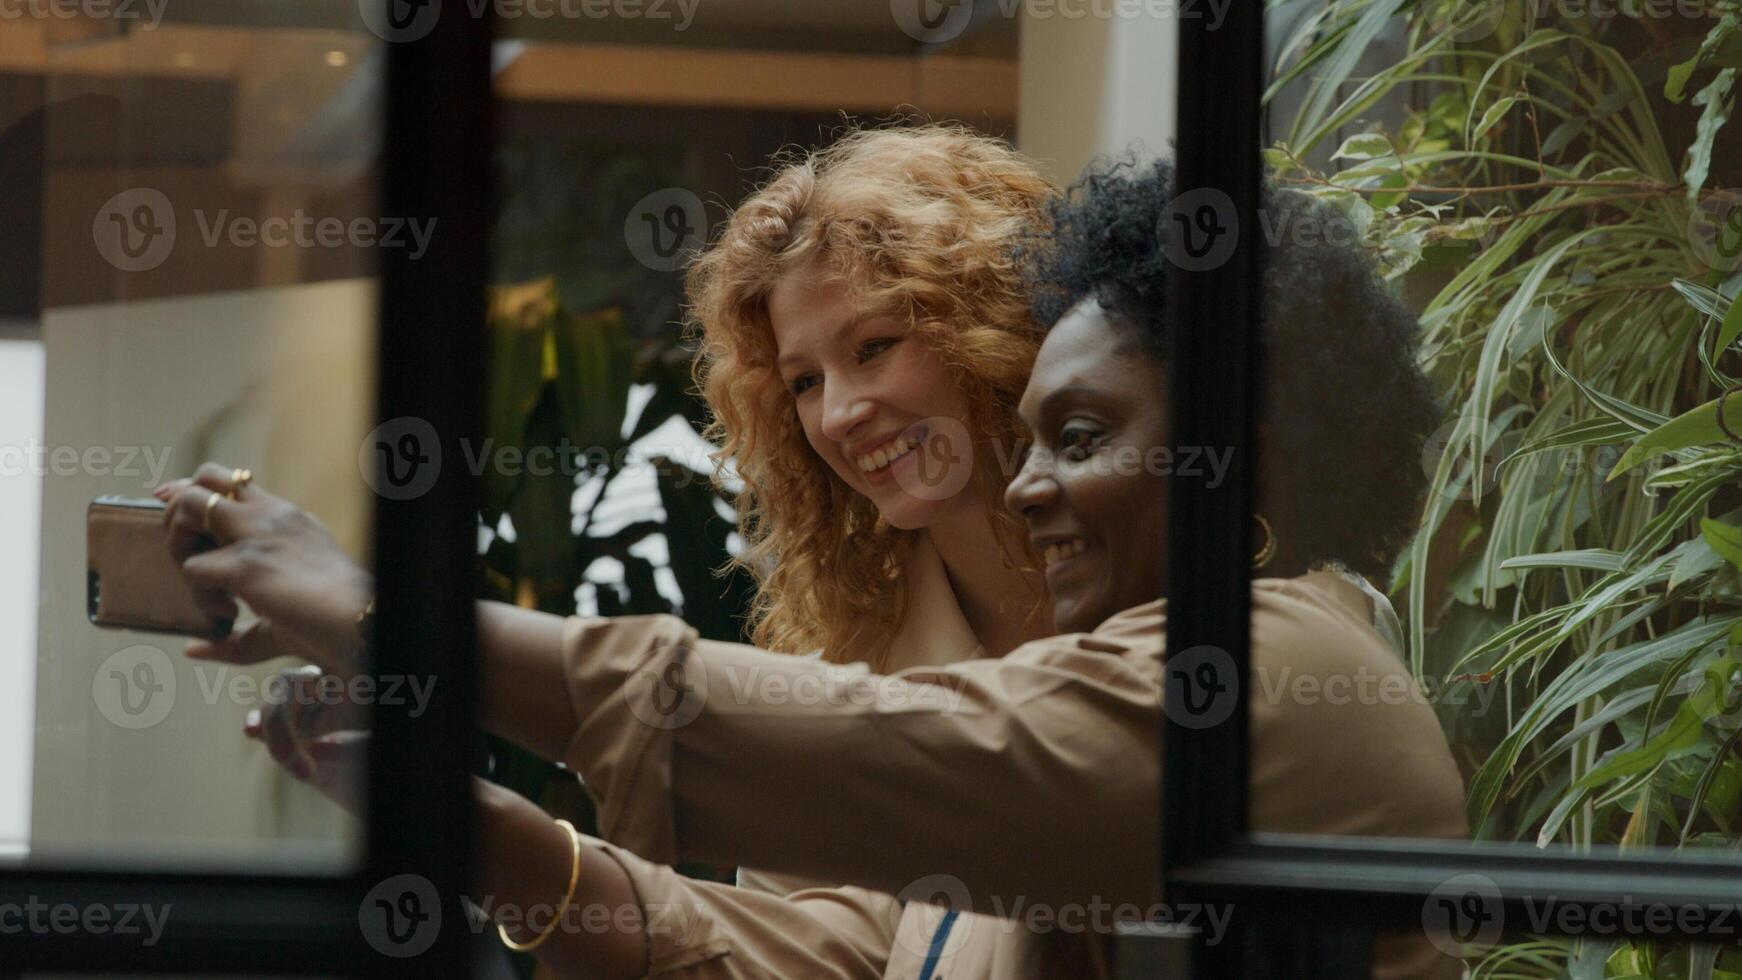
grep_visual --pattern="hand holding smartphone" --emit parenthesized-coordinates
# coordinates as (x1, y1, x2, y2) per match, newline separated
(87, 495, 234, 640)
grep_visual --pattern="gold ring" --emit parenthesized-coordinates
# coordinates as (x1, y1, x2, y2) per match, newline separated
(229, 468, 253, 498)
(203, 490, 222, 534)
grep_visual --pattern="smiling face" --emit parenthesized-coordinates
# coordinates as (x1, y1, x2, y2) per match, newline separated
(1006, 296, 1169, 633)
(769, 274, 981, 530)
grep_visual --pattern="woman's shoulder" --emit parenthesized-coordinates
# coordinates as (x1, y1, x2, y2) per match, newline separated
(1249, 569, 1468, 840)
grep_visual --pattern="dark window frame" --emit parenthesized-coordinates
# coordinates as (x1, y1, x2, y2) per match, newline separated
(1160, 3, 1742, 976)
(0, 5, 495, 976)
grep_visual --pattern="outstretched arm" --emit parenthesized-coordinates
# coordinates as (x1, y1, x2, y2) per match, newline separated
(248, 675, 898, 979)
(158, 466, 606, 762)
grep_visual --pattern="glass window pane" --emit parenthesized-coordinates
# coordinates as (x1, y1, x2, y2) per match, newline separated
(10, 9, 380, 872)
(1258, 0, 1742, 969)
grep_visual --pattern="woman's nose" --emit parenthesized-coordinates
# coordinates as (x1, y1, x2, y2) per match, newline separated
(1004, 446, 1057, 517)
(819, 376, 875, 444)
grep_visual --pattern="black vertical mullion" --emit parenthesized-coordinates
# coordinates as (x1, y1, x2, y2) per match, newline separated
(366, 3, 493, 978)
(1161, 3, 1299, 976)
(1162, 0, 1264, 869)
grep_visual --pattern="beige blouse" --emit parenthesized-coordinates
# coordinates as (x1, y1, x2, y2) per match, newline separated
(563, 565, 1468, 979)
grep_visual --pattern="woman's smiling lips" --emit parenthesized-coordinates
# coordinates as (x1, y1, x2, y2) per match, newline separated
(848, 423, 930, 484)
(1034, 536, 1095, 587)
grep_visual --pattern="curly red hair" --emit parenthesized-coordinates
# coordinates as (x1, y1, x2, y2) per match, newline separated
(687, 122, 1054, 666)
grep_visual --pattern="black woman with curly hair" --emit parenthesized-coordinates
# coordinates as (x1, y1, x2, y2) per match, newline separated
(156, 158, 1465, 979)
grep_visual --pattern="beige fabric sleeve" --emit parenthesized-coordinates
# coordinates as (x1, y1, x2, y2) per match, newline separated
(733, 868, 902, 976)
(581, 835, 896, 978)
(560, 610, 1166, 913)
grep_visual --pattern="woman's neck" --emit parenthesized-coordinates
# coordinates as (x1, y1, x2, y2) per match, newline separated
(925, 505, 1052, 658)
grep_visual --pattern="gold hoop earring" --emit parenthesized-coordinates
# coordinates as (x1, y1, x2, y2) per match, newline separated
(1252, 513, 1277, 570)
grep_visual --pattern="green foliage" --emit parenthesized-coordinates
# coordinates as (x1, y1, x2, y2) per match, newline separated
(1273, 0, 1742, 972)
(476, 279, 752, 978)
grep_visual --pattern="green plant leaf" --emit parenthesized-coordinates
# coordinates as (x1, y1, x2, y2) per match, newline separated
(1472, 95, 1519, 143)
(550, 307, 633, 453)
(1610, 397, 1742, 478)
(1687, 68, 1738, 206)
(1499, 549, 1627, 573)
(1718, 292, 1742, 357)
(484, 277, 560, 522)
(1702, 518, 1742, 572)
(1331, 132, 1395, 162)
(1572, 653, 1739, 792)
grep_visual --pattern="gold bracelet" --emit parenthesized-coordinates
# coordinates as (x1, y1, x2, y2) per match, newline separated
(498, 818, 582, 953)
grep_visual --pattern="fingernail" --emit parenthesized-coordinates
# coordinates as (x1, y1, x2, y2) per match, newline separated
(185, 642, 209, 659)
(245, 708, 261, 729)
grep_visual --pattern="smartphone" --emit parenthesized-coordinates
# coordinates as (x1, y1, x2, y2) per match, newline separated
(87, 495, 234, 640)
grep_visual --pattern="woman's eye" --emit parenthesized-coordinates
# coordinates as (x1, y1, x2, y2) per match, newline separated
(857, 338, 898, 363)
(1059, 426, 1101, 461)
(789, 374, 819, 396)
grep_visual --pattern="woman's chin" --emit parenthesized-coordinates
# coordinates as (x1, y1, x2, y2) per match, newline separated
(876, 507, 930, 532)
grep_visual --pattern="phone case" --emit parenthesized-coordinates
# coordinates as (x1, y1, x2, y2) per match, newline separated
(87, 496, 234, 639)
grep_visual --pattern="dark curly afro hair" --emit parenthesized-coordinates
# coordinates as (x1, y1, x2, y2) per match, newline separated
(1022, 158, 1441, 583)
